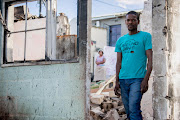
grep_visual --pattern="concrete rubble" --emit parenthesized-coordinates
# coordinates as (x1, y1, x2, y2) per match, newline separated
(90, 76, 127, 120)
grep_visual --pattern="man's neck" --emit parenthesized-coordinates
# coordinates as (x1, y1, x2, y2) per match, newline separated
(128, 30, 139, 35)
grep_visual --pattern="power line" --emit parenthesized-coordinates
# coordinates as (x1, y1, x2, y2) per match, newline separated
(94, 0, 129, 11)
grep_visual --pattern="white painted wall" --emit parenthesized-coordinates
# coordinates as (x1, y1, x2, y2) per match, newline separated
(91, 27, 107, 49)
(70, 17, 77, 35)
(91, 27, 107, 73)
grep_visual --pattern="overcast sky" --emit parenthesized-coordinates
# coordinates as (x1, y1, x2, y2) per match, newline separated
(92, 0, 146, 17)
(14, 0, 146, 20)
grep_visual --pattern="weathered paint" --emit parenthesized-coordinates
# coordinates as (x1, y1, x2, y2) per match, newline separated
(152, 0, 170, 119)
(167, 0, 180, 119)
(0, 0, 91, 120)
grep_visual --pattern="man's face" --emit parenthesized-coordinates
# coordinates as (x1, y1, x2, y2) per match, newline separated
(125, 14, 139, 31)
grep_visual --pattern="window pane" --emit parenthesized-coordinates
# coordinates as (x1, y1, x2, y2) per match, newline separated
(28, 0, 46, 17)
(27, 1, 46, 30)
(13, 32, 25, 61)
(55, 0, 78, 60)
(26, 30, 46, 61)
(26, 1, 46, 60)
(27, 18, 46, 30)
(7, 3, 26, 32)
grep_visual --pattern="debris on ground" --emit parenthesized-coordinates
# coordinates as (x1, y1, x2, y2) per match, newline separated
(90, 75, 127, 120)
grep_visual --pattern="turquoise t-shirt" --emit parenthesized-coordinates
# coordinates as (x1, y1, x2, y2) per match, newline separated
(115, 31, 152, 79)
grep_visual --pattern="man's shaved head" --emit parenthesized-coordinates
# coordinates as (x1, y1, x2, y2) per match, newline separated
(126, 11, 140, 21)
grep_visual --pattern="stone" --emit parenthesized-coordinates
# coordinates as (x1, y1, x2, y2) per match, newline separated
(112, 102, 118, 108)
(103, 96, 111, 102)
(101, 92, 109, 96)
(109, 91, 117, 97)
(111, 97, 121, 102)
(117, 106, 126, 115)
(91, 94, 104, 105)
(119, 114, 127, 120)
(101, 102, 113, 113)
(103, 109, 120, 120)
(90, 107, 104, 120)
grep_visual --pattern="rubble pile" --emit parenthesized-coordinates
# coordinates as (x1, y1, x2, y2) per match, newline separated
(90, 76, 127, 120)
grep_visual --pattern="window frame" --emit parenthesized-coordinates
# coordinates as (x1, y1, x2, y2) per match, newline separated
(1, 0, 79, 67)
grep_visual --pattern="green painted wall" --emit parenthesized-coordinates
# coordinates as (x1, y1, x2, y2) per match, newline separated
(0, 0, 90, 119)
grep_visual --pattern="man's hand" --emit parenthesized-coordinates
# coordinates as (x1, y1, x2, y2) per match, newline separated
(114, 82, 121, 97)
(141, 79, 149, 94)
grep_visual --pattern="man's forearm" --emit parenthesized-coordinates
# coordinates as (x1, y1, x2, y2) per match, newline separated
(116, 63, 121, 83)
(144, 61, 152, 82)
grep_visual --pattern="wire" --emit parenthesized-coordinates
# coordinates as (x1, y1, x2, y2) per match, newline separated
(94, 0, 129, 11)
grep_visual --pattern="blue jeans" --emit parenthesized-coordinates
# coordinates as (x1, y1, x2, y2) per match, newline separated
(119, 78, 143, 120)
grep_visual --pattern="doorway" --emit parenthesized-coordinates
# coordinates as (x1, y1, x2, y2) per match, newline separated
(109, 25, 121, 47)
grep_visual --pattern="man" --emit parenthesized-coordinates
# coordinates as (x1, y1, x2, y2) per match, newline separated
(114, 11, 152, 120)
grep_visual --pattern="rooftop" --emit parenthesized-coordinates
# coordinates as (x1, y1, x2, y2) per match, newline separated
(92, 9, 143, 21)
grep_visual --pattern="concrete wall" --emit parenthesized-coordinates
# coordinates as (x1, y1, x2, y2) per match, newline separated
(0, 0, 91, 120)
(168, 1, 180, 118)
(140, 0, 152, 34)
(152, 0, 180, 119)
(152, 0, 169, 119)
(140, 0, 153, 120)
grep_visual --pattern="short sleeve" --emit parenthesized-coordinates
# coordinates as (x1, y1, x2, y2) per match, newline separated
(103, 56, 106, 60)
(145, 33, 152, 50)
(115, 38, 122, 52)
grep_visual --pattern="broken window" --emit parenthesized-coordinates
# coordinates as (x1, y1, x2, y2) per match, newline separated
(4, 0, 46, 63)
(3, 0, 78, 65)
